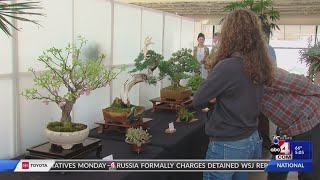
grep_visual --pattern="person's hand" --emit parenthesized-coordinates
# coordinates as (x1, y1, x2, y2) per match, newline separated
(209, 98, 216, 104)
(201, 108, 209, 112)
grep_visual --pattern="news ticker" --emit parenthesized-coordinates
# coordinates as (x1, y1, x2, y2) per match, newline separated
(0, 159, 312, 172)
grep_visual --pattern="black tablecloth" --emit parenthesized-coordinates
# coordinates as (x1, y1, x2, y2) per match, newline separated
(2, 140, 168, 180)
(3, 109, 209, 180)
(90, 109, 209, 159)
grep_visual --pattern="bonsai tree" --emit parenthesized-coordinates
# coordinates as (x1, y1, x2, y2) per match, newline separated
(177, 107, 194, 122)
(115, 37, 164, 106)
(0, 1, 44, 36)
(21, 35, 124, 123)
(300, 37, 320, 81)
(224, 0, 280, 40)
(158, 48, 200, 88)
(186, 74, 204, 91)
(125, 127, 151, 147)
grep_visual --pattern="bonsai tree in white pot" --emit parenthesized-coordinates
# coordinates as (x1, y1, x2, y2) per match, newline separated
(21, 35, 124, 149)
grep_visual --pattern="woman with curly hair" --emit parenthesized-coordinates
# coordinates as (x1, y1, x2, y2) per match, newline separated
(193, 9, 274, 180)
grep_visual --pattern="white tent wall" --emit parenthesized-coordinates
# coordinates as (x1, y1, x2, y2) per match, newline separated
(139, 8, 163, 108)
(0, 22, 14, 159)
(0, 0, 196, 158)
(16, 0, 73, 156)
(161, 14, 182, 88)
(18, 76, 62, 155)
(72, 0, 112, 129)
(0, 79, 14, 159)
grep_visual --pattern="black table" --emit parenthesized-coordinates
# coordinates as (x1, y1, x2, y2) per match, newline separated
(3, 140, 168, 180)
(90, 109, 209, 159)
(4, 109, 209, 180)
(89, 109, 209, 180)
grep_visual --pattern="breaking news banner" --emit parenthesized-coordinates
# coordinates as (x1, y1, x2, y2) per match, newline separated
(0, 159, 312, 172)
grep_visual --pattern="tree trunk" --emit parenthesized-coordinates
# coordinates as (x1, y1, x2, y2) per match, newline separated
(171, 80, 180, 87)
(60, 102, 74, 122)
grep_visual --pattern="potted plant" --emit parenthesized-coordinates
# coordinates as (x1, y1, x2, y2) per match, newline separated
(158, 48, 200, 100)
(224, 0, 280, 41)
(176, 107, 197, 123)
(125, 127, 151, 154)
(0, 1, 44, 36)
(300, 38, 320, 84)
(103, 37, 163, 124)
(21, 36, 124, 149)
(186, 73, 204, 92)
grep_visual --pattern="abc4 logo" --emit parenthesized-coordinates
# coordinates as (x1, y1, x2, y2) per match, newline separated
(269, 140, 291, 156)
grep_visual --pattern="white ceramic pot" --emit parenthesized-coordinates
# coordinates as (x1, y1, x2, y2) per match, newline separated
(45, 127, 89, 149)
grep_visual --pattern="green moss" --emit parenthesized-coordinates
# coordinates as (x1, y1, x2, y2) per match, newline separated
(105, 98, 144, 112)
(162, 85, 190, 92)
(47, 121, 87, 132)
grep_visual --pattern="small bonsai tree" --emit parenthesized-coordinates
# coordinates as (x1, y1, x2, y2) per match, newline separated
(21, 35, 125, 123)
(130, 49, 164, 85)
(125, 127, 151, 147)
(158, 48, 200, 88)
(177, 107, 194, 122)
(186, 74, 204, 91)
(114, 37, 164, 106)
(300, 38, 320, 81)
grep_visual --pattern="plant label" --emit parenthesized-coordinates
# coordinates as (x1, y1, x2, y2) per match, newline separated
(102, 154, 113, 160)
(169, 122, 175, 131)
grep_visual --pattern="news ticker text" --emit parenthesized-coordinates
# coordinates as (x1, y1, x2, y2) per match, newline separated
(0, 159, 313, 172)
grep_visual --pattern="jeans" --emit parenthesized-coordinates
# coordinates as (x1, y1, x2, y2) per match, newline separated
(267, 124, 320, 180)
(203, 130, 262, 180)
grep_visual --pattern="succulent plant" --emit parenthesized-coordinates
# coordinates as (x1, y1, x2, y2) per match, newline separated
(125, 127, 151, 147)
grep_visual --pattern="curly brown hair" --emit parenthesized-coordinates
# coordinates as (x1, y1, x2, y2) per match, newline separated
(211, 9, 274, 86)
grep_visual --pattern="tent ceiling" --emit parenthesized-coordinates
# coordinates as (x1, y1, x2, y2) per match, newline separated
(116, 0, 320, 15)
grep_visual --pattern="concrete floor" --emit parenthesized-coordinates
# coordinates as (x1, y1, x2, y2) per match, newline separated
(248, 149, 298, 180)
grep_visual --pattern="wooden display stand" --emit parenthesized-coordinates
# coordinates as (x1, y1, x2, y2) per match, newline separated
(25, 138, 102, 159)
(149, 97, 193, 112)
(95, 118, 149, 134)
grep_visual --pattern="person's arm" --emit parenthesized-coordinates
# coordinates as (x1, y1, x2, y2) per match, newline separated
(193, 60, 234, 109)
(268, 68, 320, 96)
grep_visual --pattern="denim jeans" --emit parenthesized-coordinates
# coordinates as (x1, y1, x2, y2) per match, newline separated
(203, 130, 262, 180)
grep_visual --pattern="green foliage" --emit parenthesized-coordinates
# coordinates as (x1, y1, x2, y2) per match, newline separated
(0, 1, 44, 36)
(130, 50, 164, 85)
(21, 35, 125, 122)
(47, 121, 87, 132)
(158, 48, 200, 86)
(125, 127, 151, 147)
(224, 0, 280, 32)
(186, 74, 204, 91)
(177, 107, 194, 122)
(300, 39, 320, 80)
(107, 98, 136, 112)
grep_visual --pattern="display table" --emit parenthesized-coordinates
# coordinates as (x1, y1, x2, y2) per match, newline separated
(90, 109, 209, 159)
(149, 97, 193, 112)
(25, 138, 102, 159)
(6, 140, 167, 180)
